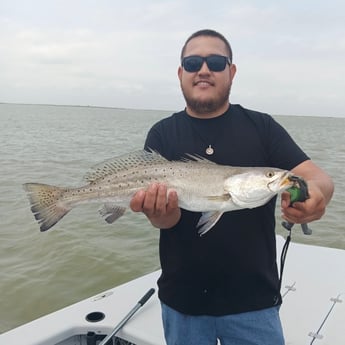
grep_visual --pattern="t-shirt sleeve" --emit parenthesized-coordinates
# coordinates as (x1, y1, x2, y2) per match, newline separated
(144, 123, 164, 152)
(144, 118, 177, 160)
(266, 116, 309, 170)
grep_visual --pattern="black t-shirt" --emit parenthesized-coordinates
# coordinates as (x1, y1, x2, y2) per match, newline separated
(145, 104, 309, 316)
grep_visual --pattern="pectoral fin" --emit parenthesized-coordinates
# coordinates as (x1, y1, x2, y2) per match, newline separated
(197, 211, 224, 236)
(99, 204, 126, 224)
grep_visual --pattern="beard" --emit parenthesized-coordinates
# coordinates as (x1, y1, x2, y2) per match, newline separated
(181, 83, 231, 115)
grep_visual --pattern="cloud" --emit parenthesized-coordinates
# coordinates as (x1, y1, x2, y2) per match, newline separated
(0, 0, 344, 116)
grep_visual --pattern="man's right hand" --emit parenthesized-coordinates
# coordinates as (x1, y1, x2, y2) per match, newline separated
(130, 183, 181, 229)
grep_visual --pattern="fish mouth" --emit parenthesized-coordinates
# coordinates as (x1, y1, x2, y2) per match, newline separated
(268, 171, 294, 191)
(281, 171, 295, 188)
(287, 174, 307, 189)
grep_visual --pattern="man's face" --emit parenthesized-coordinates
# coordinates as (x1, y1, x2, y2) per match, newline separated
(178, 35, 236, 117)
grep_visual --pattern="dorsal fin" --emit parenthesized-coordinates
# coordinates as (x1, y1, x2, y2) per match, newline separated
(84, 149, 168, 183)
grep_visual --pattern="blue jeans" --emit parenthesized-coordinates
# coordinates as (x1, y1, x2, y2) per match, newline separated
(161, 303, 285, 345)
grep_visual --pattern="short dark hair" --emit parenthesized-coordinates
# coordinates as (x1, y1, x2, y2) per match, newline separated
(180, 29, 233, 62)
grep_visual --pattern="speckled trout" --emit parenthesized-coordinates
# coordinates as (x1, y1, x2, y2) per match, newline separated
(23, 150, 295, 235)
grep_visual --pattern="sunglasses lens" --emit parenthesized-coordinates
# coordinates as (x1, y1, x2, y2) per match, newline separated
(182, 56, 203, 72)
(182, 55, 229, 72)
(207, 56, 227, 72)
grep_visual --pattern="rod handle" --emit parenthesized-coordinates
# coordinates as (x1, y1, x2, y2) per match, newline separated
(138, 288, 155, 306)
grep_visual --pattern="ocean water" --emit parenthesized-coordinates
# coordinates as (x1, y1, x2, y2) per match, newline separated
(0, 103, 344, 333)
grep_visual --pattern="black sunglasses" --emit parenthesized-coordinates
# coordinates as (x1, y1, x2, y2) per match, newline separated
(181, 55, 231, 73)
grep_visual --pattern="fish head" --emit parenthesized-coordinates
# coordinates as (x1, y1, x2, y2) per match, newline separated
(224, 168, 294, 208)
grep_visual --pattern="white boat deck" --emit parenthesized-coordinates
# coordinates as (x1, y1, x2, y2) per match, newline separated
(1, 235, 344, 345)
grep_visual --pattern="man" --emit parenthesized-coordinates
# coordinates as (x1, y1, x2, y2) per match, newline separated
(130, 29, 334, 345)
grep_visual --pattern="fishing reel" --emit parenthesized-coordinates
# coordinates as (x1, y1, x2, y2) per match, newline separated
(281, 176, 312, 235)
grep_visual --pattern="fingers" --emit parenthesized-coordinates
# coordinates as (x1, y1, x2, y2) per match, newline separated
(167, 189, 179, 212)
(130, 183, 181, 229)
(281, 185, 326, 224)
(142, 183, 167, 217)
(129, 190, 146, 212)
(281, 202, 308, 224)
(130, 184, 168, 213)
(280, 191, 291, 209)
(282, 200, 325, 224)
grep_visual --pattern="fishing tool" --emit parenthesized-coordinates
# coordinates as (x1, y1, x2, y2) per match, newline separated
(282, 175, 312, 235)
(279, 176, 311, 292)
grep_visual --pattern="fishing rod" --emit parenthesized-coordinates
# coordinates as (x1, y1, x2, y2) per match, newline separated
(98, 288, 155, 345)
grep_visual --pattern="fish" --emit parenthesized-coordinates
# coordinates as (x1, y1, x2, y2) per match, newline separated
(23, 149, 295, 235)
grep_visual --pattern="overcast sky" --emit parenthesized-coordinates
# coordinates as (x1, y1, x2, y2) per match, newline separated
(1, 0, 344, 117)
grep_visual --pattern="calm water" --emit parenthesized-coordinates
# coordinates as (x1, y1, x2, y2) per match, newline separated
(0, 103, 344, 333)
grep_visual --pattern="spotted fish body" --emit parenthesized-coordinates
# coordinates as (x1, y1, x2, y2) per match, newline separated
(23, 150, 294, 235)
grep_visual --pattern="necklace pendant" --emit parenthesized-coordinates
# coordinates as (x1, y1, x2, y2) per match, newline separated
(205, 145, 214, 155)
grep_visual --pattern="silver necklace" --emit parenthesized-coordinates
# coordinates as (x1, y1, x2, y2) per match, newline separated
(188, 121, 217, 156)
(205, 145, 214, 155)
(187, 111, 229, 156)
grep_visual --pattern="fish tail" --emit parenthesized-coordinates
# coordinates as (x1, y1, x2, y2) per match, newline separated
(23, 183, 72, 231)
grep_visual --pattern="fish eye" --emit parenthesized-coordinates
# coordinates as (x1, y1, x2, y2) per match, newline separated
(266, 171, 275, 178)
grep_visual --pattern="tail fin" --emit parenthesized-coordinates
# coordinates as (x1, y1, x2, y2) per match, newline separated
(23, 183, 72, 231)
